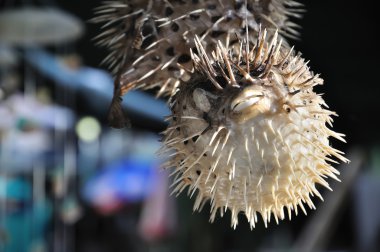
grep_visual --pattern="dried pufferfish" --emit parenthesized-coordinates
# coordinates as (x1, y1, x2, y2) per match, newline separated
(91, 0, 303, 127)
(161, 30, 349, 228)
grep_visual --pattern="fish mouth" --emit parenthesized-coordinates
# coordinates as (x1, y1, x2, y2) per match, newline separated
(231, 89, 264, 113)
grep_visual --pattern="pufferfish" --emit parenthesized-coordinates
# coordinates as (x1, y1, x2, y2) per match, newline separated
(160, 30, 349, 229)
(91, 0, 303, 127)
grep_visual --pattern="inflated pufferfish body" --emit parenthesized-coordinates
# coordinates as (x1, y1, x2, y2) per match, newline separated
(161, 30, 349, 228)
(91, 0, 303, 127)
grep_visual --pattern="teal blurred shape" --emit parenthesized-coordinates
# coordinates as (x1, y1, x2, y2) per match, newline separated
(0, 176, 31, 201)
(0, 176, 52, 252)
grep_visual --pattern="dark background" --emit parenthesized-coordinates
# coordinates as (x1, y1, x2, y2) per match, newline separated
(1, 0, 379, 251)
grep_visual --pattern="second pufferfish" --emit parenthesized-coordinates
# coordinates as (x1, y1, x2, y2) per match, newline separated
(91, 0, 303, 128)
(161, 30, 349, 228)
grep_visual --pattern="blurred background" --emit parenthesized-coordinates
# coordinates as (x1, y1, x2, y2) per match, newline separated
(0, 0, 379, 252)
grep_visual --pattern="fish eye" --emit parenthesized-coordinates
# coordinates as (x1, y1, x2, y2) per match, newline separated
(193, 88, 211, 113)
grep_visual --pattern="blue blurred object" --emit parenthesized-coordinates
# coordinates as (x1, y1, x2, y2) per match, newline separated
(83, 156, 157, 212)
(24, 48, 170, 121)
(0, 93, 74, 172)
(0, 93, 75, 131)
